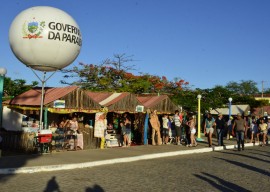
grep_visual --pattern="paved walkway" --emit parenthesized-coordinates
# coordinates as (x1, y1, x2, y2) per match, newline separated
(0, 136, 258, 174)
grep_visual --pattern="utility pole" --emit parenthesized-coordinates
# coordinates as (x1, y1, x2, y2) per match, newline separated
(262, 81, 264, 98)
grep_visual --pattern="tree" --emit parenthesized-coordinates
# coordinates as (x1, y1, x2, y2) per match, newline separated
(101, 53, 136, 71)
(60, 53, 263, 113)
(3, 77, 38, 98)
(61, 54, 189, 95)
(225, 80, 259, 95)
(61, 54, 136, 91)
(263, 87, 270, 94)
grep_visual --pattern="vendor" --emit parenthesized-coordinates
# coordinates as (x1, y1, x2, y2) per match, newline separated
(56, 117, 68, 134)
(107, 123, 114, 134)
(50, 121, 57, 128)
(66, 116, 79, 151)
(70, 116, 79, 133)
(31, 120, 39, 128)
(59, 117, 70, 129)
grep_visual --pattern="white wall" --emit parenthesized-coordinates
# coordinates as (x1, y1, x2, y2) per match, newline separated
(2, 106, 24, 131)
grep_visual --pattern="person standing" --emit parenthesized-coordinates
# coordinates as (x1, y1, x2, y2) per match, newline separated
(70, 116, 79, 132)
(226, 116, 234, 140)
(257, 118, 267, 146)
(187, 116, 197, 147)
(150, 110, 162, 145)
(267, 118, 270, 136)
(249, 116, 258, 143)
(173, 110, 182, 145)
(120, 121, 126, 147)
(204, 113, 215, 147)
(162, 114, 169, 144)
(215, 113, 226, 146)
(232, 113, 247, 151)
(168, 116, 173, 143)
(68, 116, 79, 150)
(124, 117, 132, 147)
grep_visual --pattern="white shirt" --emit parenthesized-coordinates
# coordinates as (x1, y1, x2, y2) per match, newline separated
(162, 117, 169, 129)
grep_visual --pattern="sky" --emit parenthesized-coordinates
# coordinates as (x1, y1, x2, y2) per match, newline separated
(1, 0, 270, 90)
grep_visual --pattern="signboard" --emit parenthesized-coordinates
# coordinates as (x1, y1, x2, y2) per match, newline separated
(136, 105, 144, 112)
(53, 100, 65, 108)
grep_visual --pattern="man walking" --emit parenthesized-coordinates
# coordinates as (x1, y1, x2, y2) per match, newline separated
(215, 113, 226, 146)
(232, 113, 247, 151)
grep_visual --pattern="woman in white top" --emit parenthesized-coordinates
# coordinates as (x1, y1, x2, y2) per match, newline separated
(69, 117, 79, 133)
(187, 116, 197, 147)
(68, 116, 79, 150)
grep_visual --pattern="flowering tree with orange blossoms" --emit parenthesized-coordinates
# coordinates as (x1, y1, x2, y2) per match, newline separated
(61, 61, 189, 95)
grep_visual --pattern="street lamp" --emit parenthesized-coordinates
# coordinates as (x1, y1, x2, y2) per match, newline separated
(0, 68, 7, 128)
(228, 97, 232, 119)
(196, 94, 203, 141)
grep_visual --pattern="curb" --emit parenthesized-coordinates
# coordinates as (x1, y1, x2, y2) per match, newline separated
(0, 143, 257, 174)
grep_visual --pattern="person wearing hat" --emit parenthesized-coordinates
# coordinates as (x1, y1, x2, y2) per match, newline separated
(215, 113, 226, 146)
(232, 113, 247, 151)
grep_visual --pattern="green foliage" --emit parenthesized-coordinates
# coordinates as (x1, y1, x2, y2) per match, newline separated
(225, 80, 259, 95)
(171, 90, 197, 112)
(177, 83, 264, 114)
(264, 88, 270, 94)
(3, 77, 38, 97)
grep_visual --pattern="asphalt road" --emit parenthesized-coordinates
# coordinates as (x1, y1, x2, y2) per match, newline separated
(0, 146, 269, 192)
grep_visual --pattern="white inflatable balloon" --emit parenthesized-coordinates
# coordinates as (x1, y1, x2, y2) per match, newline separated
(9, 6, 82, 72)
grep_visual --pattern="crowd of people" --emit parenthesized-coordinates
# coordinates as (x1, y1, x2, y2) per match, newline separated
(148, 110, 269, 151)
(149, 109, 197, 147)
(49, 110, 270, 151)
